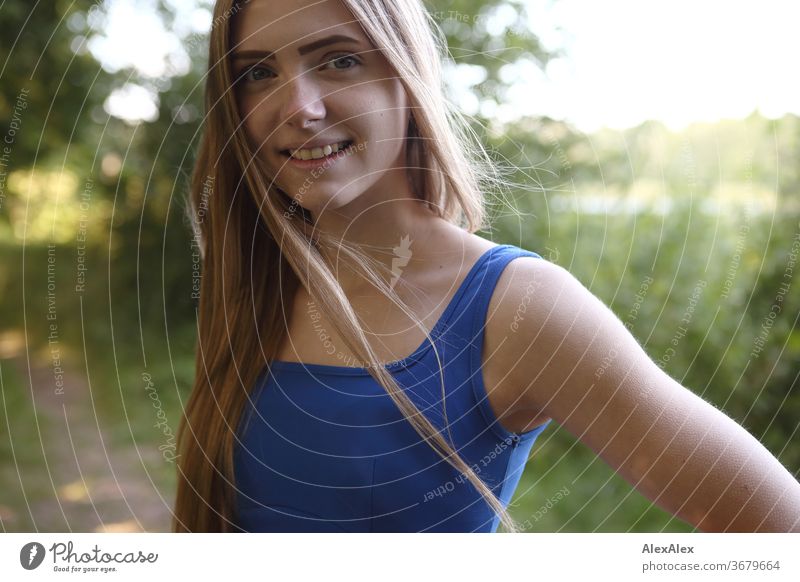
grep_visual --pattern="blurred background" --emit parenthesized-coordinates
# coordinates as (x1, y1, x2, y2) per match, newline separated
(1, 0, 798, 532)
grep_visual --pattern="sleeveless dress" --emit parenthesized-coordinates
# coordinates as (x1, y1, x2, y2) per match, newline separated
(233, 244, 552, 532)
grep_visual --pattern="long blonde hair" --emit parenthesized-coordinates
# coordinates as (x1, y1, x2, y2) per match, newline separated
(173, 0, 521, 532)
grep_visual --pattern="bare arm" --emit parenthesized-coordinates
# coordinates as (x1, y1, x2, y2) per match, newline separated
(493, 258, 800, 531)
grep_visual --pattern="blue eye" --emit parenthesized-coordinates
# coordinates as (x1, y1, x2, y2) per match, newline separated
(238, 65, 274, 84)
(323, 54, 360, 70)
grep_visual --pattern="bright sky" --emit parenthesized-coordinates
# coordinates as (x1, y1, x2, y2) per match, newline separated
(92, 0, 800, 133)
(514, 0, 800, 131)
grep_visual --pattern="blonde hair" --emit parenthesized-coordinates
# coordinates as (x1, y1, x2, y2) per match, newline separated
(173, 0, 522, 532)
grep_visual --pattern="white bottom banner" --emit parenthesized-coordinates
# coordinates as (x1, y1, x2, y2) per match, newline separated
(1, 533, 797, 581)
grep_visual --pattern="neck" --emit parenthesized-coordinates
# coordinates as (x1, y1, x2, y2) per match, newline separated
(310, 196, 443, 296)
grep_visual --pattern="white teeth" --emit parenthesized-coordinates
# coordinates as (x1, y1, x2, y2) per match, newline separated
(290, 141, 350, 160)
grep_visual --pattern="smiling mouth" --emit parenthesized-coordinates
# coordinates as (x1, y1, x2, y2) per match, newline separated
(281, 140, 355, 161)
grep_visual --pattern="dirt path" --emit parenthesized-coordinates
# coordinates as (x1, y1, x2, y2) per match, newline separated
(5, 355, 174, 532)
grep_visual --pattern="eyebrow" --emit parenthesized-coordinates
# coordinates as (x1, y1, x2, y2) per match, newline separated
(231, 34, 362, 61)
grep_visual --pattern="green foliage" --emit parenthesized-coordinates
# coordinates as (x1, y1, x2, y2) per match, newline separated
(426, 0, 554, 107)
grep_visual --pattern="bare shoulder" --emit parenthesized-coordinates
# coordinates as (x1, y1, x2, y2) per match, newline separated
(484, 251, 677, 434)
(483, 253, 574, 350)
(481, 253, 651, 430)
(480, 255, 569, 430)
(486, 253, 571, 326)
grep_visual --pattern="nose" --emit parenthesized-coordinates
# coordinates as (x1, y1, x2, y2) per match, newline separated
(277, 69, 326, 129)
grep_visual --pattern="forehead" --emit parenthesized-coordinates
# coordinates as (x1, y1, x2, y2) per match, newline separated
(231, 0, 368, 52)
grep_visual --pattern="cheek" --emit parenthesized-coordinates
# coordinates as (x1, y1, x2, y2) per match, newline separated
(340, 80, 407, 126)
(377, 84, 410, 138)
(237, 96, 274, 153)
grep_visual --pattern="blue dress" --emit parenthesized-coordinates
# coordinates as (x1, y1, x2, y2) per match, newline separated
(234, 244, 552, 532)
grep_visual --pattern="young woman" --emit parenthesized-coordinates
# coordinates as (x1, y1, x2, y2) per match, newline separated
(172, 0, 800, 532)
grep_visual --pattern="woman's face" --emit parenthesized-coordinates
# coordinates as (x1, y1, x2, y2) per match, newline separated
(231, 0, 412, 218)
